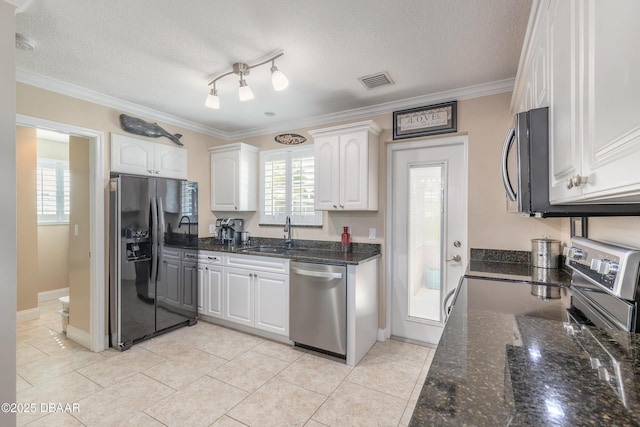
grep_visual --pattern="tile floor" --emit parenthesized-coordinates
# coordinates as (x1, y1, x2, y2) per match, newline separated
(16, 300, 434, 427)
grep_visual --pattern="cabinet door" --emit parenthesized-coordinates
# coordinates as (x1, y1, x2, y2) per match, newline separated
(579, 0, 640, 200)
(223, 267, 253, 327)
(161, 257, 181, 308)
(154, 144, 188, 180)
(254, 271, 289, 337)
(340, 131, 369, 210)
(548, 0, 582, 203)
(314, 135, 340, 210)
(197, 264, 206, 314)
(531, 9, 549, 110)
(204, 265, 224, 319)
(111, 134, 154, 176)
(181, 261, 198, 311)
(211, 150, 240, 211)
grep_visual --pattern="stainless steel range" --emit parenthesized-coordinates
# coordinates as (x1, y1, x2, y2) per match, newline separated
(565, 237, 640, 332)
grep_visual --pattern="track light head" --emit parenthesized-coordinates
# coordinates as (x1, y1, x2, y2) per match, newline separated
(205, 51, 287, 109)
(271, 62, 289, 91)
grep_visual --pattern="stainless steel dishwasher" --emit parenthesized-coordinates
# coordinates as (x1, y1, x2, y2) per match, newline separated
(289, 261, 347, 358)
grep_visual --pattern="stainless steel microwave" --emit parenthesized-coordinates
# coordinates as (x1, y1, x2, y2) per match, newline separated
(501, 107, 640, 217)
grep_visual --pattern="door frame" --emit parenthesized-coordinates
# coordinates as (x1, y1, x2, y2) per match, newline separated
(384, 135, 468, 341)
(16, 114, 106, 352)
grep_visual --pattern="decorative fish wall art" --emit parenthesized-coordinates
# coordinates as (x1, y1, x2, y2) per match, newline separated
(119, 114, 184, 146)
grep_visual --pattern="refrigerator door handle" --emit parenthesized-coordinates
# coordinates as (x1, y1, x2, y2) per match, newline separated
(157, 197, 166, 281)
(501, 127, 518, 202)
(151, 196, 159, 282)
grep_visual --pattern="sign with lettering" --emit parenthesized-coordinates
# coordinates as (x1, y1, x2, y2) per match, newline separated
(393, 101, 457, 140)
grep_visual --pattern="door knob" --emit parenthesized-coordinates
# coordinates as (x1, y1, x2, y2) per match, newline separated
(446, 255, 462, 262)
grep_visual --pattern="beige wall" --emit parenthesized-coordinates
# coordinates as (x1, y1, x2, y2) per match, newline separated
(68, 136, 91, 332)
(16, 126, 39, 312)
(38, 225, 70, 292)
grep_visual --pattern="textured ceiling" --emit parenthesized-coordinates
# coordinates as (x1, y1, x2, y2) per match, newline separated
(15, 0, 532, 137)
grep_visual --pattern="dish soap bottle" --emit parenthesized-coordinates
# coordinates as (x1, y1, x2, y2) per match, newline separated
(341, 226, 351, 253)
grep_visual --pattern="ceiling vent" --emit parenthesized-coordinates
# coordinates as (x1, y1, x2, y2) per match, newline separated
(358, 71, 394, 89)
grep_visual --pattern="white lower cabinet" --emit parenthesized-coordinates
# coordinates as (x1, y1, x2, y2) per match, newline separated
(199, 252, 290, 339)
(197, 252, 224, 319)
(254, 271, 289, 336)
(223, 267, 254, 327)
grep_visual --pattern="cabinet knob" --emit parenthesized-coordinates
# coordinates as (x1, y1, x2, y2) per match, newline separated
(339, 204, 345, 209)
(155, 170, 160, 174)
(147, 169, 154, 174)
(234, 206, 238, 210)
(332, 205, 337, 209)
(567, 174, 588, 189)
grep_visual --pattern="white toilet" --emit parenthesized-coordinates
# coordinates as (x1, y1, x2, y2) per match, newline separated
(58, 296, 69, 334)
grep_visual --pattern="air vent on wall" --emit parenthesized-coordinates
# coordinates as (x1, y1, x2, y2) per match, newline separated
(358, 71, 394, 89)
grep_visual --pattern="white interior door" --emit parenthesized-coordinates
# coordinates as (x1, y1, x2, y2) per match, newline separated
(388, 137, 467, 345)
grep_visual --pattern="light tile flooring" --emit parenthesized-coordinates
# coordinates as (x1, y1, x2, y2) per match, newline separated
(16, 300, 434, 427)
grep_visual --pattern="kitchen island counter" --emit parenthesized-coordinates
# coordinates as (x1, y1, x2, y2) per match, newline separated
(410, 276, 640, 426)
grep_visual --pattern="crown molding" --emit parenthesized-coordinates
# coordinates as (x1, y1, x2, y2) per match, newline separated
(16, 67, 513, 142)
(227, 78, 515, 140)
(16, 68, 232, 140)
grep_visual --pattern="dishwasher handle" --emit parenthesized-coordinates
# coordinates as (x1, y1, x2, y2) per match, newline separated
(291, 267, 343, 280)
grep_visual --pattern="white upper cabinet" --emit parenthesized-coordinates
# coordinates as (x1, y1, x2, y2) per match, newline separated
(514, 0, 640, 203)
(578, 0, 640, 202)
(512, 1, 550, 114)
(548, 0, 582, 203)
(309, 121, 382, 211)
(209, 143, 259, 212)
(111, 133, 187, 180)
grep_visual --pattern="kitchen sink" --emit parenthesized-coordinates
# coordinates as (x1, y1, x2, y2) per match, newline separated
(238, 246, 309, 255)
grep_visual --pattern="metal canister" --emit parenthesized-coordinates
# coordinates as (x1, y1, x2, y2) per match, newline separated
(531, 238, 561, 269)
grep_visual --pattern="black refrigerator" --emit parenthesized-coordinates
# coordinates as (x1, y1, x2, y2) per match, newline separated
(109, 174, 198, 351)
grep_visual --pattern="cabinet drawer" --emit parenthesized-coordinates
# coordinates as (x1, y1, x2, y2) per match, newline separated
(198, 251, 223, 265)
(163, 247, 181, 259)
(225, 254, 289, 274)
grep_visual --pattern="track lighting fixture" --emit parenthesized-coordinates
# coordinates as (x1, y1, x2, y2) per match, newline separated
(205, 50, 288, 109)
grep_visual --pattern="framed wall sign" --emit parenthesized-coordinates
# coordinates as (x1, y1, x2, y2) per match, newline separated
(393, 101, 457, 140)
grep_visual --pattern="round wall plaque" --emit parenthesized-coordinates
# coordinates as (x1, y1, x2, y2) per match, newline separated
(274, 133, 306, 145)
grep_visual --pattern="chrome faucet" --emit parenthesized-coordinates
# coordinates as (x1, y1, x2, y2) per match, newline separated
(283, 215, 293, 248)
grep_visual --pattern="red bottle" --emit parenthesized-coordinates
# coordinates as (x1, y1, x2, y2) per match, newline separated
(341, 226, 351, 253)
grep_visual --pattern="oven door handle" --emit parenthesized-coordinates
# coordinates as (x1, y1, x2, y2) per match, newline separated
(571, 289, 623, 330)
(501, 127, 518, 202)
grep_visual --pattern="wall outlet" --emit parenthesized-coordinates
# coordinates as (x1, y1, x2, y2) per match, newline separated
(209, 224, 216, 234)
(368, 228, 376, 239)
(74, 224, 79, 236)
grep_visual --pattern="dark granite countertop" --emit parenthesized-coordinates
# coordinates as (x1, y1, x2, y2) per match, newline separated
(410, 276, 640, 426)
(167, 237, 381, 265)
(466, 260, 572, 287)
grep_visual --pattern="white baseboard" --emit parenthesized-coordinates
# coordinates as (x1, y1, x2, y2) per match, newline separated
(38, 287, 69, 302)
(66, 324, 91, 350)
(377, 328, 389, 342)
(17, 307, 40, 323)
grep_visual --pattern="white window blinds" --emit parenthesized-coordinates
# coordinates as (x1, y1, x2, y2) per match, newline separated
(260, 146, 322, 226)
(36, 158, 70, 224)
